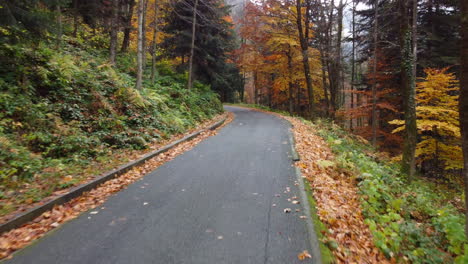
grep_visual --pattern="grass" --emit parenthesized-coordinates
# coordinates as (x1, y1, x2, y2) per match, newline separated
(304, 182, 336, 264)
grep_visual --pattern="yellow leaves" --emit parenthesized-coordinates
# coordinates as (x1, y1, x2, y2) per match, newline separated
(297, 250, 312, 260)
(417, 68, 459, 107)
(389, 67, 462, 171)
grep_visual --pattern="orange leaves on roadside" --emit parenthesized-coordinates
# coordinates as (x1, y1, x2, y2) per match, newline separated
(285, 116, 390, 263)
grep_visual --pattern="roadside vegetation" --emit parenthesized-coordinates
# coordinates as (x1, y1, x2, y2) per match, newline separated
(0, 0, 237, 218)
(0, 36, 222, 217)
(313, 120, 467, 263)
(236, 104, 467, 263)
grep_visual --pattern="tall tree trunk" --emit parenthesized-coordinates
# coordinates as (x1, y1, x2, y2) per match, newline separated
(458, 0, 468, 238)
(241, 72, 245, 103)
(350, 0, 356, 130)
(296, 82, 301, 114)
(287, 48, 294, 115)
(254, 71, 258, 104)
(320, 51, 330, 117)
(142, 0, 148, 69)
(327, 0, 336, 117)
(335, 0, 344, 110)
(400, 0, 418, 178)
(151, 0, 159, 84)
(73, 0, 79, 37)
(371, 0, 379, 146)
(109, 0, 119, 65)
(135, 0, 145, 90)
(317, 1, 329, 116)
(295, 0, 315, 118)
(121, 0, 136, 52)
(187, 0, 199, 89)
(56, 4, 62, 49)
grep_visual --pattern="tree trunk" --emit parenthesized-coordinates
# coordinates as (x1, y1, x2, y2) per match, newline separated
(400, 0, 418, 178)
(287, 48, 294, 115)
(350, 0, 356, 130)
(458, 0, 468, 238)
(121, 0, 136, 53)
(327, 0, 336, 117)
(254, 71, 258, 104)
(151, 0, 159, 84)
(295, 0, 315, 118)
(135, 0, 145, 90)
(371, 0, 379, 146)
(142, 0, 148, 69)
(56, 4, 62, 49)
(320, 51, 330, 117)
(187, 0, 199, 89)
(73, 0, 79, 37)
(241, 72, 245, 103)
(296, 82, 301, 114)
(109, 0, 119, 65)
(335, 0, 344, 110)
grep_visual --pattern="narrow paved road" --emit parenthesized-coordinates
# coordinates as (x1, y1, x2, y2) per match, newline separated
(6, 106, 312, 264)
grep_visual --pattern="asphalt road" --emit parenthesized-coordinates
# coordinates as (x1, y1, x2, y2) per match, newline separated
(6, 106, 313, 264)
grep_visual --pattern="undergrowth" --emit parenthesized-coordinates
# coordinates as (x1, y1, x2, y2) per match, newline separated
(0, 32, 222, 215)
(312, 119, 467, 263)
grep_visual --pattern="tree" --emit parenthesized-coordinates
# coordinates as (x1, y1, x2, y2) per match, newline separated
(371, 0, 378, 146)
(400, 0, 418, 178)
(295, 0, 315, 118)
(162, 0, 240, 97)
(109, 0, 120, 64)
(391, 68, 461, 174)
(150, 0, 160, 83)
(187, 0, 199, 89)
(458, 0, 468, 238)
(0, 0, 60, 39)
(135, 0, 145, 90)
(121, 0, 136, 52)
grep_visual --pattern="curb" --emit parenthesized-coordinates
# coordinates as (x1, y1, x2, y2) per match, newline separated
(288, 128, 323, 264)
(288, 132, 301, 161)
(0, 117, 226, 235)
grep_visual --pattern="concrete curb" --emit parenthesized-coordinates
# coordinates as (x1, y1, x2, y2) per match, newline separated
(288, 128, 323, 264)
(288, 132, 300, 161)
(0, 117, 226, 235)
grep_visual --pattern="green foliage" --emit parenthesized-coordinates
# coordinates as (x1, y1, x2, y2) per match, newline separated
(161, 0, 243, 101)
(0, 37, 222, 187)
(313, 119, 467, 263)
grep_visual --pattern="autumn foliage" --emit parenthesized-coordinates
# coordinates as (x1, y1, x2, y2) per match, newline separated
(235, 0, 322, 114)
(390, 68, 461, 173)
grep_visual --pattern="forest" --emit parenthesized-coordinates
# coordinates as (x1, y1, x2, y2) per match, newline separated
(0, 0, 468, 263)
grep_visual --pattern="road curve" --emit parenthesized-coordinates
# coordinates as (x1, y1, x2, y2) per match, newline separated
(5, 106, 312, 264)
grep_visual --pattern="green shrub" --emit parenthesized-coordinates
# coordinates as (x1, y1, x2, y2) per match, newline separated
(0, 37, 222, 186)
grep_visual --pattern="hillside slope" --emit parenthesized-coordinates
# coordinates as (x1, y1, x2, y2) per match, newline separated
(0, 35, 222, 216)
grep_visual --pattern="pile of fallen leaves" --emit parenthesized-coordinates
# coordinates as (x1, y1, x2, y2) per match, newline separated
(284, 116, 390, 263)
(0, 113, 233, 260)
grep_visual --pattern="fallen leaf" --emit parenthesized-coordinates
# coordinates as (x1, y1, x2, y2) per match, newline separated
(298, 250, 312, 260)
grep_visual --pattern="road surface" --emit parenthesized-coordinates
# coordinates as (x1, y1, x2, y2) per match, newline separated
(6, 106, 313, 264)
